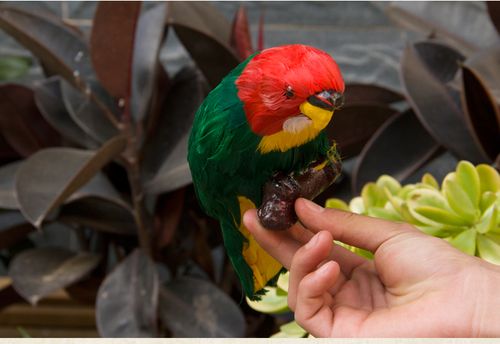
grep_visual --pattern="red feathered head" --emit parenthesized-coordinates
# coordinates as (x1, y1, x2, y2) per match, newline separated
(236, 44, 344, 136)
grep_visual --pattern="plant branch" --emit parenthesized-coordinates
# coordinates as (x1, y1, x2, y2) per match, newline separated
(122, 108, 152, 256)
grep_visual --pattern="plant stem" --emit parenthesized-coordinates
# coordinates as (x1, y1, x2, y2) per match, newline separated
(127, 157, 152, 256)
(122, 100, 152, 256)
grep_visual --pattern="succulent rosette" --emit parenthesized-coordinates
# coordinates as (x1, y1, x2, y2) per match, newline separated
(327, 161, 500, 263)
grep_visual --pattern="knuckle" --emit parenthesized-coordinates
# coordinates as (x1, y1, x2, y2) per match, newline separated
(398, 222, 418, 233)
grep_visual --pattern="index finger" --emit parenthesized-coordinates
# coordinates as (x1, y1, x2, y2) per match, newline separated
(295, 198, 420, 253)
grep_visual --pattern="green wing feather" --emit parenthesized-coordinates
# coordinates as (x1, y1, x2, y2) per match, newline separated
(188, 54, 331, 298)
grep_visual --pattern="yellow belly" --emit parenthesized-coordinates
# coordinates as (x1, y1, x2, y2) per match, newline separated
(237, 196, 282, 291)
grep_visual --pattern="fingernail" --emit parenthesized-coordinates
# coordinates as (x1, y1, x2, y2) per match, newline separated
(302, 199, 324, 213)
(317, 261, 333, 276)
(305, 233, 320, 249)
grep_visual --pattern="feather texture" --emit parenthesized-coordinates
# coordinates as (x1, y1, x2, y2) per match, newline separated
(188, 45, 343, 299)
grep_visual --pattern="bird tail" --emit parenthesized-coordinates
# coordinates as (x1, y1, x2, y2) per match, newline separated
(220, 196, 283, 300)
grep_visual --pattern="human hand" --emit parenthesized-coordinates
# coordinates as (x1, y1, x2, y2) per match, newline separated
(243, 198, 500, 337)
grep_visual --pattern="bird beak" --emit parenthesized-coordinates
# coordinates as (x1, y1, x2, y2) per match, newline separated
(307, 90, 344, 112)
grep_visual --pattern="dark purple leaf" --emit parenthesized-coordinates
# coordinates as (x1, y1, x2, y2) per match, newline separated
(8, 247, 100, 304)
(352, 109, 441, 194)
(160, 276, 245, 337)
(131, 3, 168, 122)
(386, 3, 478, 54)
(400, 42, 489, 163)
(403, 151, 459, 184)
(68, 172, 130, 209)
(460, 65, 500, 161)
(154, 188, 185, 250)
(0, 84, 61, 157)
(15, 136, 127, 228)
(143, 67, 205, 192)
(487, 2, 500, 36)
(96, 249, 159, 337)
(413, 41, 465, 83)
(0, 211, 33, 250)
(257, 7, 264, 51)
(344, 83, 404, 106)
(34, 77, 99, 149)
(90, 1, 141, 108)
(230, 5, 254, 60)
(465, 43, 500, 106)
(61, 80, 119, 144)
(0, 6, 94, 89)
(0, 285, 23, 311)
(166, 2, 240, 88)
(0, 161, 21, 209)
(327, 104, 397, 159)
(59, 197, 136, 236)
(0, 133, 20, 164)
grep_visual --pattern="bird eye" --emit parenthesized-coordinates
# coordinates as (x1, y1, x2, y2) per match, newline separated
(285, 85, 294, 99)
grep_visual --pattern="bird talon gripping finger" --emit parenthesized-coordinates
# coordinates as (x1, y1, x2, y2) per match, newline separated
(188, 44, 344, 299)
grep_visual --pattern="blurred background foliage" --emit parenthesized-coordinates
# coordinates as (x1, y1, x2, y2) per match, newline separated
(0, 0, 497, 338)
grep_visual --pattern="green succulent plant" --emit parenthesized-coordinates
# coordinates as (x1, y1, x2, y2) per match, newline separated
(327, 161, 500, 263)
(247, 160, 500, 337)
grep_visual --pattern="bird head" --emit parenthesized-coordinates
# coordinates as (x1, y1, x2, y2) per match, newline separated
(236, 44, 344, 152)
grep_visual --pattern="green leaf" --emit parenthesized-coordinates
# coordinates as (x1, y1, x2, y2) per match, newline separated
(362, 182, 387, 208)
(476, 164, 500, 194)
(398, 184, 418, 200)
(447, 229, 476, 256)
(416, 225, 455, 238)
(0, 55, 31, 80)
(421, 173, 439, 189)
(367, 206, 402, 222)
(477, 234, 500, 265)
(246, 286, 289, 314)
(325, 198, 349, 211)
(276, 271, 289, 293)
(271, 321, 307, 338)
(455, 161, 480, 208)
(476, 205, 499, 234)
(442, 174, 479, 224)
(412, 205, 468, 227)
(480, 192, 498, 214)
(349, 196, 365, 214)
(383, 189, 403, 214)
(407, 188, 449, 209)
(399, 203, 424, 225)
(376, 175, 401, 195)
(335, 240, 373, 259)
(15, 136, 127, 228)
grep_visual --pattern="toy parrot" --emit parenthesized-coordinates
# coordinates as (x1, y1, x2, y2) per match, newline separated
(188, 44, 344, 299)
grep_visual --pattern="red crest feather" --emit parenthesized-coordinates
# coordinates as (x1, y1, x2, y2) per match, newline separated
(236, 44, 344, 135)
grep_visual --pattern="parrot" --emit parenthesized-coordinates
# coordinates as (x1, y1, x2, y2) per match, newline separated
(188, 44, 344, 300)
